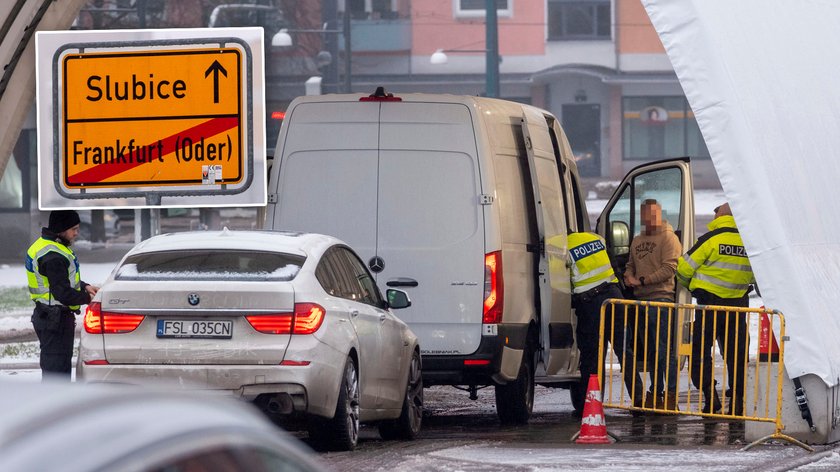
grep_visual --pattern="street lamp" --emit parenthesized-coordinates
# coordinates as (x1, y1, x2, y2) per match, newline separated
(271, 20, 352, 93)
(429, 0, 500, 98)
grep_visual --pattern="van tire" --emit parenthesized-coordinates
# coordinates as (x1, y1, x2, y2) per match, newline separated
(309, 356, 360, 451)
(495, 348, 535, 425)
(379, 349, 423, 440)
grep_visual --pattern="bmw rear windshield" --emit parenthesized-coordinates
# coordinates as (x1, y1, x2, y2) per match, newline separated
(115, 250, 305, 282)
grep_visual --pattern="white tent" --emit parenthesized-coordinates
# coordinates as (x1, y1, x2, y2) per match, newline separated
(642, 0, 840, 387)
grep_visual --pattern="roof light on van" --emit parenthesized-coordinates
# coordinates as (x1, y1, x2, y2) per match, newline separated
(271, 111, 286, 120)
(483, 251, 504, 324)
(359, 86, 402, 102)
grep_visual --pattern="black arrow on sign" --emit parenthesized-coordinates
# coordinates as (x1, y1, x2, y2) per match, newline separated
(204, 60, 228, 104)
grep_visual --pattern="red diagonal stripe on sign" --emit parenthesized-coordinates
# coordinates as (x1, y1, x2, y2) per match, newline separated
(67, 116, 239, 184)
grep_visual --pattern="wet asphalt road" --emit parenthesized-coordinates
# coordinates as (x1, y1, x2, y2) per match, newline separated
(309, 385, 825, 471)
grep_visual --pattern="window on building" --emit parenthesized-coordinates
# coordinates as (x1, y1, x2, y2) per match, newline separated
(548, 0, 611, 40)
(622, 96, 710, 160)
(455, 0, 512, 18)
(341, 0, 406, 20)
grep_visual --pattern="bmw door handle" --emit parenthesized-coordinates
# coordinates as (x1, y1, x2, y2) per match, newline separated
(350, 310, 359, 318)
(386, 277, 418, 288)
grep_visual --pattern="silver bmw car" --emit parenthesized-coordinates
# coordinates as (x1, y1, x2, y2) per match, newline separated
(78, 230, 423, 451)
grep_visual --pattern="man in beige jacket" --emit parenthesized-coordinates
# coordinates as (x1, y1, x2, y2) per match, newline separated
(624, 199, 682, 410)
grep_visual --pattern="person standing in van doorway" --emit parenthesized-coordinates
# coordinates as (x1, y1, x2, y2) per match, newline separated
(26, 210, 98, 380)
(624, 199, 682, 412)
(569, 232, 644, 411)
(677, 203, 754, 416)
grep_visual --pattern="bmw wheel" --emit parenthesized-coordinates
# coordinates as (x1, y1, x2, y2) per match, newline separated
(379, 349, 423, 440)
(310, 356, 360, 451)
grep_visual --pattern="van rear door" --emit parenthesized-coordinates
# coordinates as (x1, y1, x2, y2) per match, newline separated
(377, 102, 485, 356)
(521, 108, 570, 374)
(271, 102, 380, 255)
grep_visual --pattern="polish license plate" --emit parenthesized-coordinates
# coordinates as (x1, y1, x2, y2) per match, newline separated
(156, 319, 232, 339)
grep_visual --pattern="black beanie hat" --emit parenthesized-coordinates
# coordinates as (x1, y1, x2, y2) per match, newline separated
(48, 210, 81, 234)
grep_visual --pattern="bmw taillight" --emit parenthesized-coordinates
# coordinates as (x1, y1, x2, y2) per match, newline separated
(84, 302, 145, 334)
(84, 302, 102, 333)
(245, 314, 293, 334)
(293, 303, 325, 334)
(246, 303, 326, 335)
(483, 251, 503, 324)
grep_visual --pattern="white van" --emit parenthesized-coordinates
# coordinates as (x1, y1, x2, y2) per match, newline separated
(266, 88, 695, 423)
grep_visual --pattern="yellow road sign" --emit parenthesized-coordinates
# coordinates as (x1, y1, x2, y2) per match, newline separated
(61, 48, 243, 188)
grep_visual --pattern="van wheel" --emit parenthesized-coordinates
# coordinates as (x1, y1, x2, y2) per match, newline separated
(570, 380, 587, 416)
(379, 349, 423, 440)
(495, 348, 534, 425)
(309, 356, 360, 451)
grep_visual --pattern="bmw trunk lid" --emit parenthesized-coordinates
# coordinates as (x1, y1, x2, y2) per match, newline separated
(99, 280, 297, 365)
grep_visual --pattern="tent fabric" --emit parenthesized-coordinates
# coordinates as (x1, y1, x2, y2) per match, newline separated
(642, 0, 840, 387)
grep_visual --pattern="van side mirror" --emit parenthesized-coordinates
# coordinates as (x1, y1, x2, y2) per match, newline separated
(609, 221, 630, 257)
(386, 289, 412, 309)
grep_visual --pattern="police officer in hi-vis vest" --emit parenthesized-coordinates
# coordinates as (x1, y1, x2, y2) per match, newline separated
(569, 232, 644, 409)
(677, 203, 755, 416)
(26, 210, 98, 379)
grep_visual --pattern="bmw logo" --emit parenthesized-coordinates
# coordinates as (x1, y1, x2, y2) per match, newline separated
(187, 293, 200, 306)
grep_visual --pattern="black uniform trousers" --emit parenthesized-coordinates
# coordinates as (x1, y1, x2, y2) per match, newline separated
(689, 289, 749, 415)
(575, 283, 644, 404)
(31, 302, 76, 379)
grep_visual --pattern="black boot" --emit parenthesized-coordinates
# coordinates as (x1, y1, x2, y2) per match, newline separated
(702, 387, 722, 414)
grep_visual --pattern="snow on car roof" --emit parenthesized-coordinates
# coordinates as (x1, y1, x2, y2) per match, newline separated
(127, 229, 338, 257)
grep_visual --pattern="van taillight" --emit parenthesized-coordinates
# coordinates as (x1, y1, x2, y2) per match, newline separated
(84, 302, 145, 334)
(483, 251, 503, 324)
(246, 303, 326, 335)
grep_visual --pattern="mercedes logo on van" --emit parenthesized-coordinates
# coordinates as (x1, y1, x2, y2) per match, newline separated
(368, 256, 385, 273)
(187, 293, 200, 306)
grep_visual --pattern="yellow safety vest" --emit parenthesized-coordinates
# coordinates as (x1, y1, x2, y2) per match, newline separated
(677, 215, 754, 299)
(25, 237, 82, 310)
(568, 232, 618, 294)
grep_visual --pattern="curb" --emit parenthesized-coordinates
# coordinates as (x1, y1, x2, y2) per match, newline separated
(756, 444, 840, 472)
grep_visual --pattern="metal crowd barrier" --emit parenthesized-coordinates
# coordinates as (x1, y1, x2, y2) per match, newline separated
(596, 299, 811, 451)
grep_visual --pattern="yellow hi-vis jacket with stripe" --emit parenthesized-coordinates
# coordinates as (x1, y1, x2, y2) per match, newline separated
(25, 237, 82, 310)
(676, 215, 755, 299)
(568, 232, 618, 294)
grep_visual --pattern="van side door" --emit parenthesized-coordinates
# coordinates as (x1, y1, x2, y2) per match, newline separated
(521, 108, 570, 375)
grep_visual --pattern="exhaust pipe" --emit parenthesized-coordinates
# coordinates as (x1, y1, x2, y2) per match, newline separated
(266, 394, 294, 415)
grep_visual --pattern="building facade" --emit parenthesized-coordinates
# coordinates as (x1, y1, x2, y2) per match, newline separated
(268, 0, 717, 186)
(0, 0, 719, 261)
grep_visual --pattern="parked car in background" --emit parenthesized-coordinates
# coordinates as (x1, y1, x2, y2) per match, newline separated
(77, 230, 423, 451)
(77, 209, 121, 241)
(0, 380, 327, 472)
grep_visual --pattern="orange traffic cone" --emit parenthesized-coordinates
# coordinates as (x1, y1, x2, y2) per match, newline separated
(575, 374, 611, 444)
